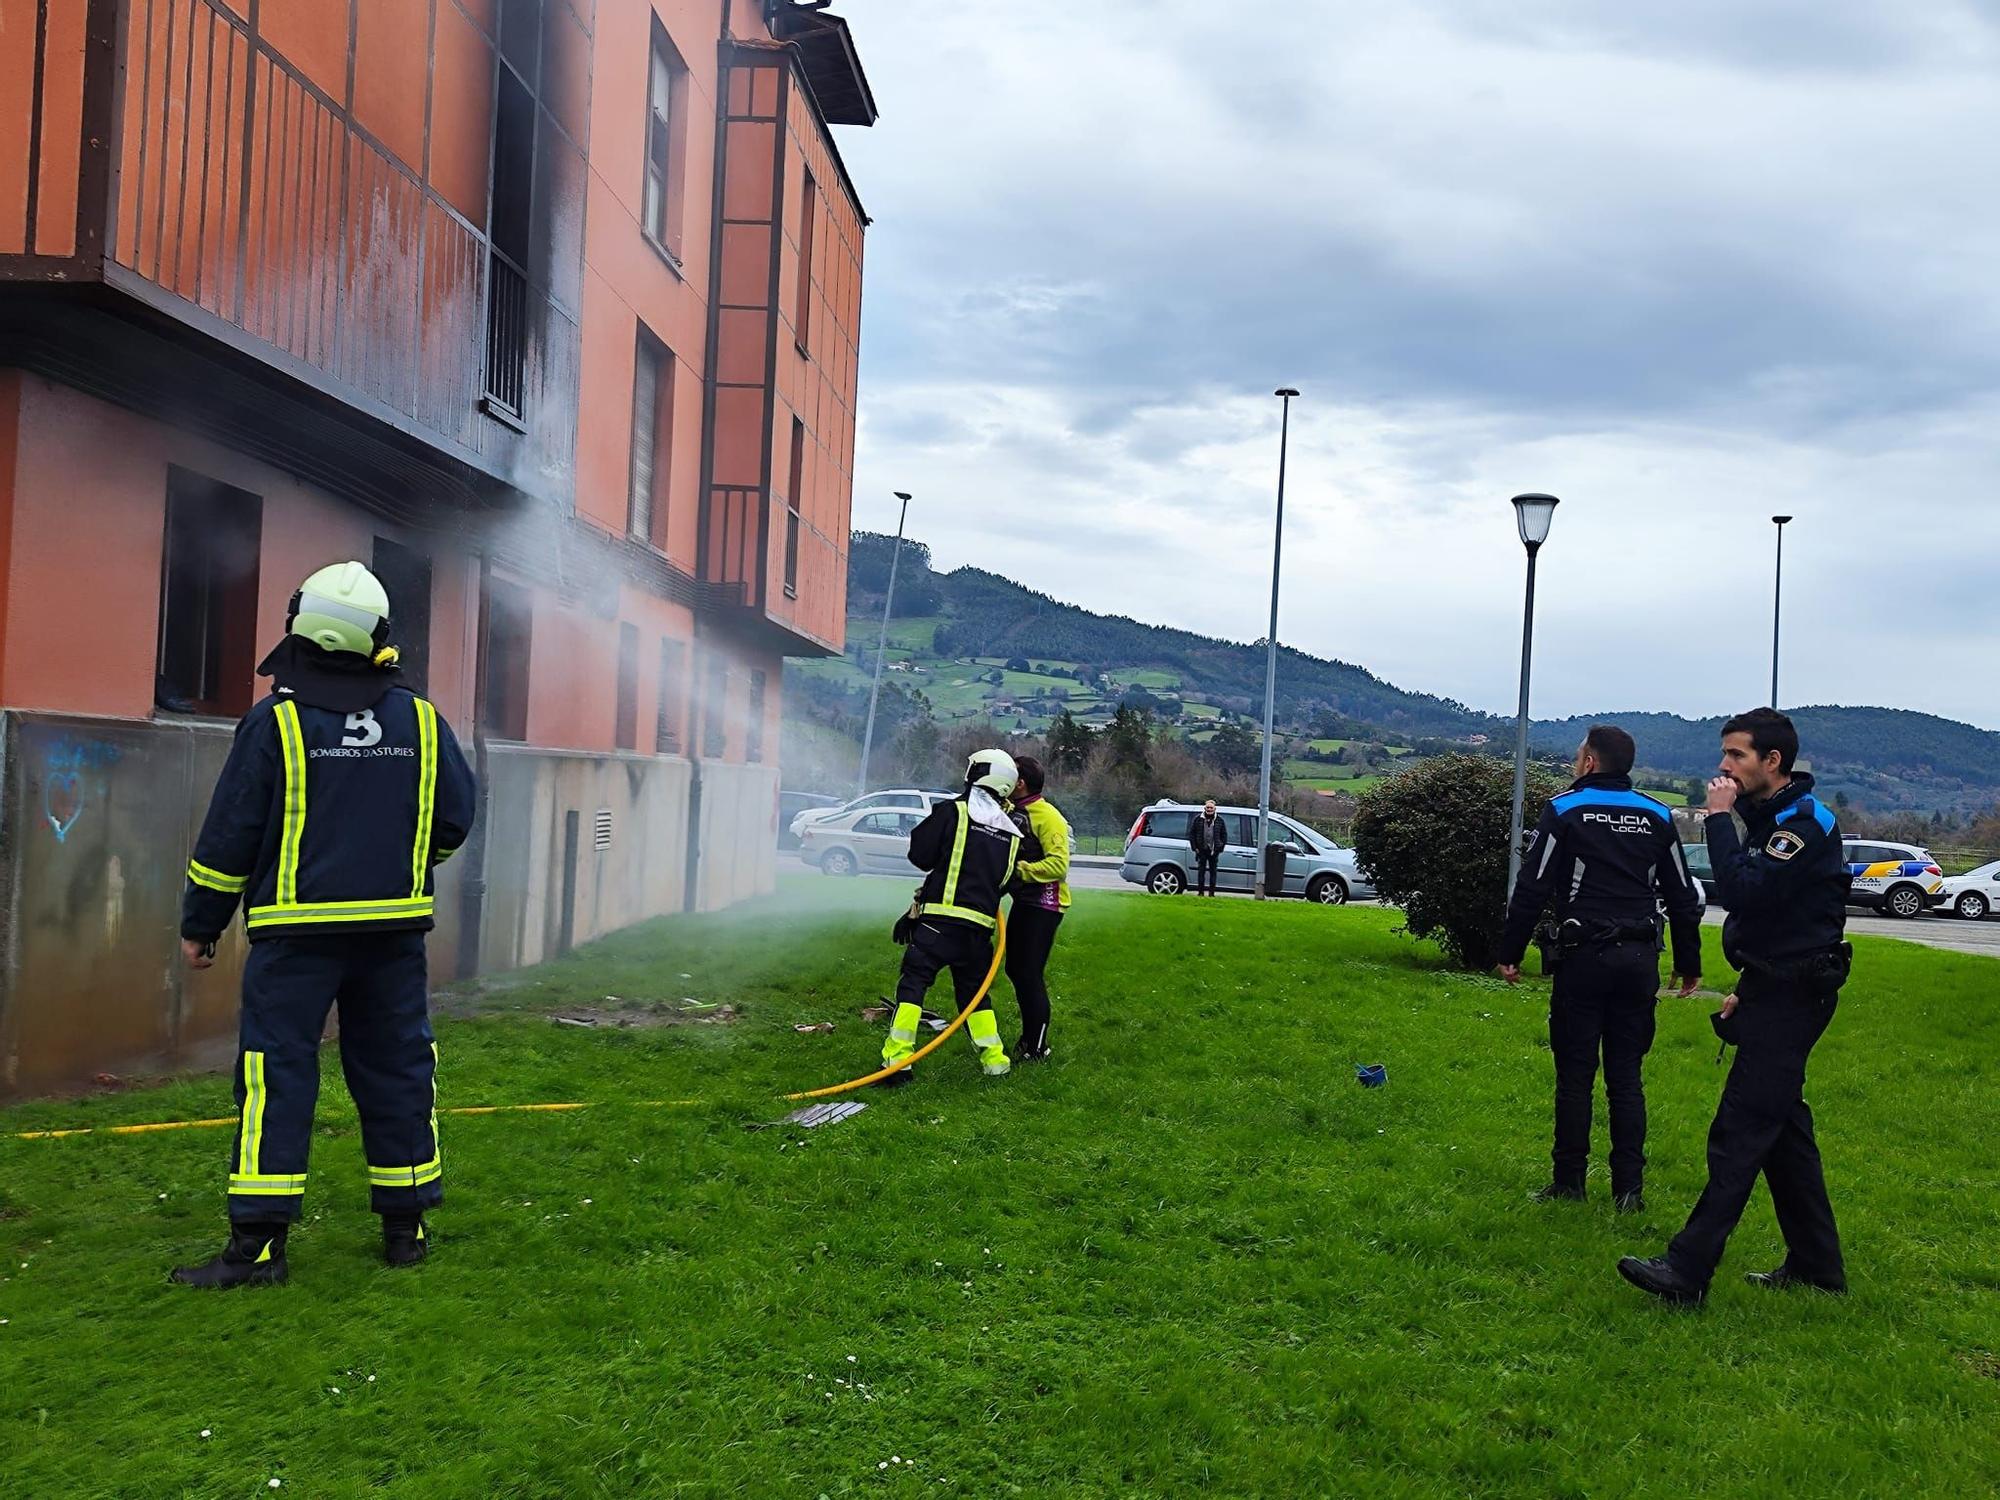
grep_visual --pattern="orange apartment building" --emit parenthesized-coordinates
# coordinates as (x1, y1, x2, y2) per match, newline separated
(0, 0, 874, 1095)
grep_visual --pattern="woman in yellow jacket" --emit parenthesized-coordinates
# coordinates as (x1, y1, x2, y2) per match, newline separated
(1006, 756, 1071, 1061)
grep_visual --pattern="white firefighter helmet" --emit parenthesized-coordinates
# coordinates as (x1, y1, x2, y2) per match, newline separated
(290, 561, 392, 659)
(966, 748, 1019, 797)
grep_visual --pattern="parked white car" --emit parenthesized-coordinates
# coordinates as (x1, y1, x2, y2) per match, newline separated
(1938, 858, 2000, 920)
(797, 803, 932, 877)
(787, 787, 950, 842)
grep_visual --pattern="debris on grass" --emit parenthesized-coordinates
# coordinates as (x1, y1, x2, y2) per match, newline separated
(550, 1003, 737, 1030)
(793, 1022, 836, 1034)
(748, 1101, 868, 1132)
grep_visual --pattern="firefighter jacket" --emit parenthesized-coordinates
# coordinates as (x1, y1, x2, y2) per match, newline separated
(1499, 772, 1703, 975)
(181, 687, 476, 943)
(1707, 773, 1848, 974)
(906, 794, 1021, 931)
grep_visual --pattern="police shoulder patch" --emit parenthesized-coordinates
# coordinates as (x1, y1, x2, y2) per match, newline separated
(1765, 829, 1806, 861)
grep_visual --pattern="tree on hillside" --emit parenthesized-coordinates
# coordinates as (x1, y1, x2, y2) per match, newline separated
(1047, 710, 1094, 774)
(847, 531, 943, 617)
(1204, 720, 1261, 779)
(1005, 656, 1031, 672)
(1103, 705, 1154, 779)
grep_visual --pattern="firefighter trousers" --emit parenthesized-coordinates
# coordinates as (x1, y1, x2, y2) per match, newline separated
(227, 931, 441, 1224)
(883, 920, 1009, 1075)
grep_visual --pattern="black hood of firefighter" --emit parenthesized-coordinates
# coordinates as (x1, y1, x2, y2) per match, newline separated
(256, 635, 403, 715)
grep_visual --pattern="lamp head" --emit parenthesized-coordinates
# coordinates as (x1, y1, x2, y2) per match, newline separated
(1511, 493, 1560, 550)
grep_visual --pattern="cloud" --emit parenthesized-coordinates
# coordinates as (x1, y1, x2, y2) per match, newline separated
(835, 0, 2000, 728)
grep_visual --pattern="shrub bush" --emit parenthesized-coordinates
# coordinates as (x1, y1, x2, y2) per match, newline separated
(1352, 753, 1563, 969)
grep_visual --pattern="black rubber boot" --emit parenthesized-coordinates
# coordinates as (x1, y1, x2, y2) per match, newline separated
(1614, 1190, 1646, 1215)
(1532, 1183, 1586, 1204)
(873, 1067, 914, 1089)
(170, 1224, 289, 1289)
(383, 1215, 429, 1267)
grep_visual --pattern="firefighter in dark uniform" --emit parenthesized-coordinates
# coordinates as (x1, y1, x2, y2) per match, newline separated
(171, 561, 476, 1288)
(1621, 708, 1851, 1305)
(877, 749, 1023, 1086)
(1498, 725, 1703, 1212)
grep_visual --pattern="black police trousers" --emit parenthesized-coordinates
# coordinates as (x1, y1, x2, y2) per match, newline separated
(1548, 941, 1659, 1197)
(227, 931, 441, 1225)
(1005, 903, 1063, 1054)
(1668, 984, 1843, 1289)
(1193, 854, 1220, 896)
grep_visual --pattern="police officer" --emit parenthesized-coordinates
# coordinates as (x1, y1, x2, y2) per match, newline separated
(1620, 709, 1850, 1305)
(878, 749, 1023, 1086)
(1498, 725, 1703, 1212)
(171, 561, 476, 1288)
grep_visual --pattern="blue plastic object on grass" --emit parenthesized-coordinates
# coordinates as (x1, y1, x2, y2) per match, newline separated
(1356, 1063, 1387, 1088)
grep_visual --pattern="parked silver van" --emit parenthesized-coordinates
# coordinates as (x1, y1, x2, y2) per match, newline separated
(1119, 801, 1375, 903)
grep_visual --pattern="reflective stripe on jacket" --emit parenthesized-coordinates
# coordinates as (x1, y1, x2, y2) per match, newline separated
(181, 688, 477, 943)
(907, 798, 1020, 929)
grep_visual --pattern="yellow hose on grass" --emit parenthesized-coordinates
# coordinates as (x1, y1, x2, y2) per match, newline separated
(784, 913, 1007, 1101)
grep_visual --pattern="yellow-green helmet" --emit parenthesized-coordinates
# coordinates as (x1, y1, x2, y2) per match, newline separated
(289, 561, 392, 659)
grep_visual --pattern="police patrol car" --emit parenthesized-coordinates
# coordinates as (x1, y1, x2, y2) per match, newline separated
(1842, 838, 1945, 919)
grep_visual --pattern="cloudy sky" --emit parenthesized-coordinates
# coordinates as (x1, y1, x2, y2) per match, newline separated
(831, 1, 2000, 730)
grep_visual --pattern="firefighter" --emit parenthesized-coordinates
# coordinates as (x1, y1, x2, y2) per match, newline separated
(878, 750, 1024, 1086)
(171, 561, 476, 1289)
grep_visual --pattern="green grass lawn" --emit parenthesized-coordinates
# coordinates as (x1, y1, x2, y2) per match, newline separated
(3, 885, 1996, 1497)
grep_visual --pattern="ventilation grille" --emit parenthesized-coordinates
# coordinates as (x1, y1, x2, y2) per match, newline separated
(594, 808, 613, 851)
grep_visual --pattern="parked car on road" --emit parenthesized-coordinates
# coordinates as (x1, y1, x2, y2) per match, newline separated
(787, 787, 951, 843)
(1119, 801, 1376, 904)
(778, 791, 842, 850)
(1938, 858, 2000, 920)
(1843, 838, 1945, 919)
(797, 804, 934, 877)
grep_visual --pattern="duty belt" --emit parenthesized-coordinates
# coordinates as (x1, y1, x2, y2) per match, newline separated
(1555, 916, 1658, 951)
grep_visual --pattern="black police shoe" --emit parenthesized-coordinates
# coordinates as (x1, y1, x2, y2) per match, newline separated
(873, 1067, 914, 1089)
(1531, 1183, 1586, 1204)
(383, 1215, 429, 1267)
(1614, 1190, 1645, 1215)
(170, 1225, 288, 1289)
(1014, 1043, 1053, 1064)
(1745, 1262, 1846, 1294)
(1617, 1255, 1706, 1306)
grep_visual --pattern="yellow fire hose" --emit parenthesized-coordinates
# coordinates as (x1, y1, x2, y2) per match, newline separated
(6, 915, 1007, 1137)
(784, 912, 1007, 1101)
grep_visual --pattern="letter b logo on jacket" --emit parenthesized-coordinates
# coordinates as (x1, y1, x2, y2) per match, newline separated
(342, 710, 383, 749)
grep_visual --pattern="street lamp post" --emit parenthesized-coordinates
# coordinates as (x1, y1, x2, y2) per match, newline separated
(1770, 515, 1792, 709)
(1505, 494, 1560, 906)
(1254, 388, 1300, 900)
(856, 491, 912, 798)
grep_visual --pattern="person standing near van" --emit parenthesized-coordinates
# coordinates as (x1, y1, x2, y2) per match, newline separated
(1189, 800, 1227, 897)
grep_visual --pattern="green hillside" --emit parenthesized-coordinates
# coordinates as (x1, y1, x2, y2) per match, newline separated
(785, 532, 2000, 815)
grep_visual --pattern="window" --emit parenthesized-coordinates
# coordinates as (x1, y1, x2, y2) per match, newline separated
(784, 418, 804, 597)
(156, 469, 262, 717)
(615, 622, 639, 751)
(702, 654, 728, 759)
(746, 669, 766, 763)
(853, 812, 900, 836)
(1225, 814, 1260, 849)
(655, 638, 684, 753)
(1143, 811, 1192, 842)
(482, 66, 537, 421)
(371, 537, 433, 696)
(482, 578, 533, 741)
(795, 171, 816, 353)
(644, 29, 688, 259)
(629, 332, 672, 544)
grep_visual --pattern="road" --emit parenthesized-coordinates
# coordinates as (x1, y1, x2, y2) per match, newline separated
(784, 849, 2000, 958)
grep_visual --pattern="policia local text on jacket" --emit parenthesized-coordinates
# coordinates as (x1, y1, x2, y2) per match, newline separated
(1500, 772, 1703, 1204)
(1662, 773, 1849, 1293)
(173, 563, 475, 1287)
(880, 758, 1022, 1083)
